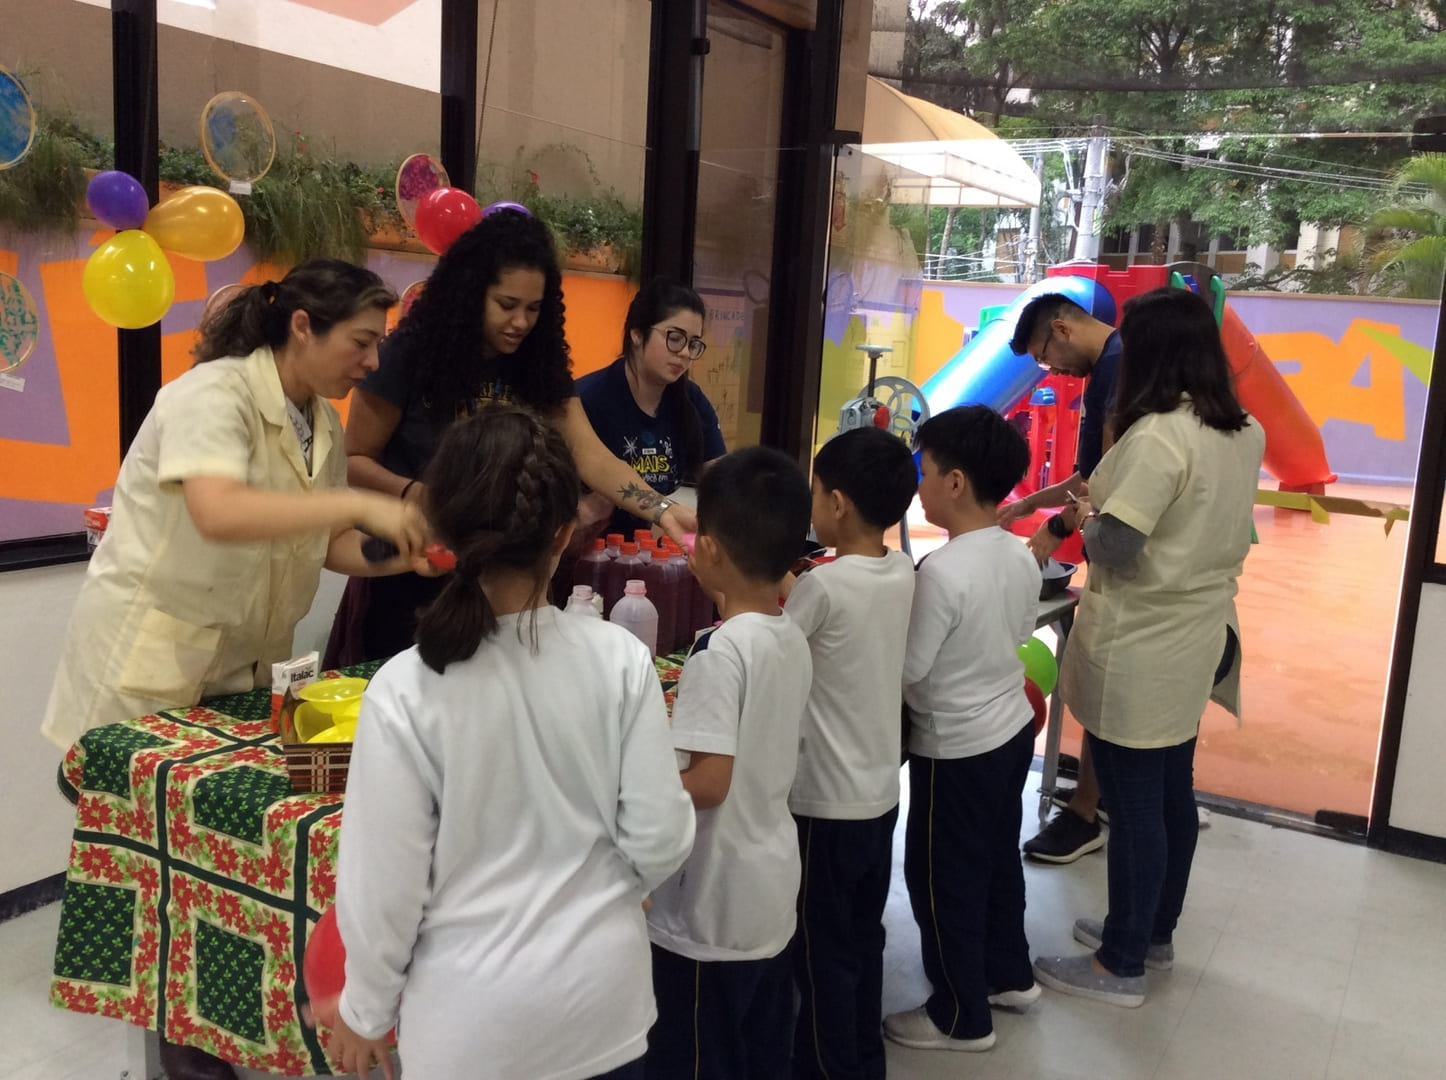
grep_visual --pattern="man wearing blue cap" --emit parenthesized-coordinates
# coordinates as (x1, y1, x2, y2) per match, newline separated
(998, 293, 1120, 864)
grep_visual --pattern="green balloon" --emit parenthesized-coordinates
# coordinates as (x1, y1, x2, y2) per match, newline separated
(1018, 637, 1058, 696)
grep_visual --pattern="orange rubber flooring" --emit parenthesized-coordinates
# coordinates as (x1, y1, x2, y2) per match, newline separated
(889, 481, 1410, 819)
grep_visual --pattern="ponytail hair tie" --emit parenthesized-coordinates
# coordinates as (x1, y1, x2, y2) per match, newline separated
(261, 282, 279, 303)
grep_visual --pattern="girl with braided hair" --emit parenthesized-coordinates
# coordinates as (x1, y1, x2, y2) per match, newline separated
(328, 209, 698, 664)
(320, 407, 695, 1080)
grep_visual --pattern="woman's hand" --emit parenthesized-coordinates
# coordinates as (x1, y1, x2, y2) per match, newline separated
(659, 502, 697, 546)
(354, 493, 430, 563)
(997, 493, 1035, 528)
(1059, 484, 1092, 532)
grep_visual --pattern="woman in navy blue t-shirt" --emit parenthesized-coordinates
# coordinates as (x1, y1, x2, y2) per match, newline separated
(576, 277, 727, 538)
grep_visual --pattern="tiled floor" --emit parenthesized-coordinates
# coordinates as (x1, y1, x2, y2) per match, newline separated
(5, 778, 1445, 1079)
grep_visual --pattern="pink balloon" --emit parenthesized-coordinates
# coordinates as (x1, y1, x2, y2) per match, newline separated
(414, 187, 482, 255)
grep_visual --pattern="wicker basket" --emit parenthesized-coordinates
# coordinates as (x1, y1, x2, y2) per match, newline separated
(281, 739, 352, 795)
(276, 685, 354, 795)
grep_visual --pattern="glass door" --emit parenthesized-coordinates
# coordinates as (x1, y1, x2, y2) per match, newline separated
(689, 1, 787, 450)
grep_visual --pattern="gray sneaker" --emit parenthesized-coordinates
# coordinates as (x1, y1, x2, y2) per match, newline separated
(1072, 918, 1174, 971)
(1033, 953, 1145, 1008)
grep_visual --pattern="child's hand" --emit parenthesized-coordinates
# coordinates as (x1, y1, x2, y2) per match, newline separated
(327, 1011, 395, 1080)
(642, 895, 653, 913)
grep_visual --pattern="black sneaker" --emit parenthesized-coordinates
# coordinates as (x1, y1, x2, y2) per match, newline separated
(1023, 808, 1104, 864)
(1048, 785, 1109, 825)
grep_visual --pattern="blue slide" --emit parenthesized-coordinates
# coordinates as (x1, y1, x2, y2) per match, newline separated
(920, 276, 1118, 415)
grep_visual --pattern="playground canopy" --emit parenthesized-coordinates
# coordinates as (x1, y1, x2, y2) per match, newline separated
(859, 76, 1042, 210)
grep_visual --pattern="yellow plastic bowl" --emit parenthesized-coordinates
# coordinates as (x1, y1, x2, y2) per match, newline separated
(297, 677, 367, 721)
(307, 720, 357, 744)
(291, 702, 338, 743)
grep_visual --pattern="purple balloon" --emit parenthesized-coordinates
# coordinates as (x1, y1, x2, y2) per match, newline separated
(482, 201, 531, 219)
(86, 171, 150, 231)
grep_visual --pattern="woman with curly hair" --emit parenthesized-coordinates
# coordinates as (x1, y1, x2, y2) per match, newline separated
(327, 209, 697, 664)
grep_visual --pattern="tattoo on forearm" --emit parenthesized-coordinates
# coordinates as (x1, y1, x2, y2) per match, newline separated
(620, 482, 664, 511)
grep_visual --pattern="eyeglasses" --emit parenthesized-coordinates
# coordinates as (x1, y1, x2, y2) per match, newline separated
(654, 325, 708, 361)
(1036, 331, 1056, 371)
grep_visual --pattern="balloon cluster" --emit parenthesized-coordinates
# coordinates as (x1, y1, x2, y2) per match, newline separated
(1018, 636, 1059, 735)
(81, 172, 244, 329)
(414, 189, 529, 256)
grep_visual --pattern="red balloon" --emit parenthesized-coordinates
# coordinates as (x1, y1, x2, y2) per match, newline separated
(304, 906, 346, 1005)
(304, 907, 397, 1039)
(1025, 677, 1047, 736)
(413, 187, 482, 254)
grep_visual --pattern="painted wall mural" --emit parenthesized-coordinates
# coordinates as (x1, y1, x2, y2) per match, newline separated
(820, 279, 1439, 488)
(0, 228, 633, 543)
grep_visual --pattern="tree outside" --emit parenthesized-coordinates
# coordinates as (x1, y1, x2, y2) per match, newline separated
(898, 0, 1446, 295)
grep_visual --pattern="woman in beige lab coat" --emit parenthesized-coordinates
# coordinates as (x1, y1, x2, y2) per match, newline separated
(42, 260, 430, 753)
(1033, 288, 1265, 1008)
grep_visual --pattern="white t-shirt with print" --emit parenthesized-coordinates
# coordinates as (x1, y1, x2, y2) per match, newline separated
(786, 550, 915, 819)
(903, 528, 1040, 759)
(646, 613, 813, 962)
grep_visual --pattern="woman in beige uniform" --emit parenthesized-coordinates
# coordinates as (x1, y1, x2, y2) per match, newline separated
(42, 260, 432, 1079)
(1032, 287, 1264, 1008)
(43, 260, 431, 750)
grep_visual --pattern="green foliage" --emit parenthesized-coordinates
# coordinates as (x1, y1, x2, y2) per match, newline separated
(0, 114, 111, 234)
(902, 0, 1446, 269)
(157, 144, 216, 187)
(1366, 154, 1446, 299)
(477, 143, 645, 279)
(241, 133, 396, 265)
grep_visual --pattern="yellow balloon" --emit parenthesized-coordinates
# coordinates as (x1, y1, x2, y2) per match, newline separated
(82, 230, 176, 329)
(144, 185, 245, 261)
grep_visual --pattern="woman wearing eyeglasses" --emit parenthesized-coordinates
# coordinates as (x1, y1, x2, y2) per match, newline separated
(575, 276, 727, 540)
(327, 217, 699, 665)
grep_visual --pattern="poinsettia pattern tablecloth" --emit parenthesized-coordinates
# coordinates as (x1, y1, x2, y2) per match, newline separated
(51, 654, 687, 1076)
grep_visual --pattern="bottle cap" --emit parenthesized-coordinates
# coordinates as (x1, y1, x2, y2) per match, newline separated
(653, 548, 671, 561)
(640, 536, 657, 550)
(592, 538, 605, 551)
(624, 579, 647, 595)
(634, 529, 653, 544)
(570, 585, 594, 600)
(621, 542, 639, 555)
(607, 533, 625, 547)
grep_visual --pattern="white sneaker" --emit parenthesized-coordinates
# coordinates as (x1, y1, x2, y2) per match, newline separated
(988, 982, 1042, 1009)
(1197, 805, 1212, 827)
(883, 1007, 996, 1051)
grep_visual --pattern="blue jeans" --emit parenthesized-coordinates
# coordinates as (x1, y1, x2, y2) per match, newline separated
(1086, 732, 1200, 978)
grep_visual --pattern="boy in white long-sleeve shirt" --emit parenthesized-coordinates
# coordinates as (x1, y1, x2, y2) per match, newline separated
(327, 409, 695, 1080)
(785, 427, 917, 1080)
(884, 405, 1043, 1055)
(644, 446, 814, 1080)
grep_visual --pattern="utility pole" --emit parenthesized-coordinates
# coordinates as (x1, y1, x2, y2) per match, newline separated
(1023, 151, 1044, 282)
(1076, 114, 1108, 262)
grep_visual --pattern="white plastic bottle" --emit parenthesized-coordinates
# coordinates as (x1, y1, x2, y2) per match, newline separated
(609, 579, 659, 655)
(565, 585, 602, 619)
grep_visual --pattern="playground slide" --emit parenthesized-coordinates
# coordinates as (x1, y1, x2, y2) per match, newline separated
(1219, 304, 1337, 491)
(918, 273, 1335, 491)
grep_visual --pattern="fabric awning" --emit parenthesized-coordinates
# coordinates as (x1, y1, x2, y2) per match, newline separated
(860, 77, 1041, 209)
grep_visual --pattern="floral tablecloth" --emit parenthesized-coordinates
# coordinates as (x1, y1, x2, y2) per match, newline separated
(51, 654, 687, 1076)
